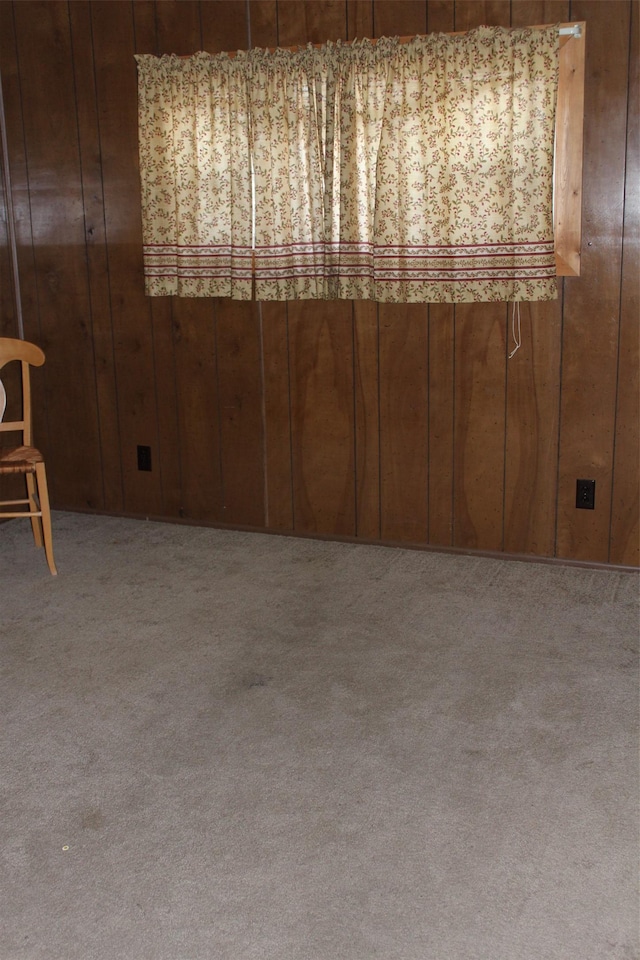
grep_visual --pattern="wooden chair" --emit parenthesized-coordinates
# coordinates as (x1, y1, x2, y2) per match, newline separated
(0, 337, 56, 575)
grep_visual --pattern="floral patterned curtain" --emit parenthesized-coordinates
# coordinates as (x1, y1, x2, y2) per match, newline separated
(246, 48, 327, 300)
(135, 25, 559, 303)
(135, 52, 253, 298)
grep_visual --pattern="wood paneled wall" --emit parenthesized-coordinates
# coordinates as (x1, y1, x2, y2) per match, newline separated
(0, 0, 637, 566)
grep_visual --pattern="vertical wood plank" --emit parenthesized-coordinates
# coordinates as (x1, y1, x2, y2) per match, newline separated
(261, 302, 294, 531)
(454, 0, 511, 27)
(202, 1, 266, 526)
(610, 0, 639, 565)
(556, 0, 630, 562)
(0, 56, 22, 507)
(373, 0, 426, 37)
(247, 1, 279, 47)
(373, 0, 427, 38)
(353, 301, 380, 539)
(155, 1, 224, 523)
(277, 1, 349, 45)
(348, 0, 374, 38)
(504, 301, 563, 555)
(13, 0, 103, 511)
(374, 0, 429, 544)
(347, 3, 379, 540)
(451, 0, 510, 553)
(0, 3, 42, 359)
(453, 307, 508, 551)
(0, 1, 38, 510)
(0, 11, 18, 347)
(278, 0, 356, 537)
(69, 0, 123, 513)
(426, 0, 455, 546)
(203, 0, 250, 51)
(428, 305, 454, 545)
(91, 0, 164, 517)
(0, 3, 40, 353)
(379, 304, 429, 542)
(248, 1, 294, 531)
(215, 300, 266, 526)
(503, 0, 568, 556)
(288, 301, 356, 536)
(132, 0, 182, 519)
(0, 154, 17, 338)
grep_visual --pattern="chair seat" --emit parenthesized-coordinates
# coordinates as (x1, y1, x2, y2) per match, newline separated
(0, 445, 44, 474)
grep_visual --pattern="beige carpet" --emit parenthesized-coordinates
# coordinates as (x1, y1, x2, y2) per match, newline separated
(1, 511, 638, 960)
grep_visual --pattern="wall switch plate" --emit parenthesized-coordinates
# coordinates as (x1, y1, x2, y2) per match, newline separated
(576, 478, 595, 509)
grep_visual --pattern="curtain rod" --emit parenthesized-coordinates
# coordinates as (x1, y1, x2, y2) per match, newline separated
(172, 23, 583, 59)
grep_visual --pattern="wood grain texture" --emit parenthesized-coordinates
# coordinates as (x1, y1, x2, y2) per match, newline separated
(13, 0, 103, 511)
(425, 0, 454, 546)
(553, 17, 586, 276)
(354, 302, 380, 539)
(288, 301, 356, 536)
(216, 300, 266, 526)
(428, 303, 454, 546)
(203, 4, 267, 526)
(247, 1, 293, 532)
(0, 2, 36, 505)
(379, 304, 429, 542)
(247, 1, 279, 47)
(277, 0, 348, 45)
(0, 158, 17, 339)
(202, 0, 249, 52)
(373, 1, 428, 544)
(70, 0, 123, 513)
(277, 0, 355, 537)
(261, 302, 294, 531)
(504, 301, 562, 555)
(0, 0, 635, 566)
(0, 3, 40, 351)
(345, 0, 377, 541)
(154, 1, 223, 523)
(132, 0, 183, 519)
(451, 0, 510, 553)
(556, 0, 630, 562)
(91, 0, 164, 517)
(372, 0, 426, 38)
(503, 0, 568, 557)
(347, 0, 374, 39)
(610, 0, 639, 566)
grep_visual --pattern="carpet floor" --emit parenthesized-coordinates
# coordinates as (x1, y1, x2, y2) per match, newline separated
(1, 511, 638, 960)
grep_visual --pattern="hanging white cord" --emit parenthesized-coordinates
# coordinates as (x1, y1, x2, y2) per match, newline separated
(509, 302, 522, 358)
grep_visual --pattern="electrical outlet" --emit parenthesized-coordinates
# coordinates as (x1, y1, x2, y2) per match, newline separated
(576, 478, 595, 509)
(137, 445, 152, 471)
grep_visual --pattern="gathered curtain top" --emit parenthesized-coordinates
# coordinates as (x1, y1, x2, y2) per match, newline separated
(135, 25, 556, 71)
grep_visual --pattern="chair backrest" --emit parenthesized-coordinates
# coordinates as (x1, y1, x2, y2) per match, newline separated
(0, 338, 45, 447)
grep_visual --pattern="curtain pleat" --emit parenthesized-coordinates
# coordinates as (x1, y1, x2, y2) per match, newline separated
(247, 48, 327, 300)
(136, 25, 559, 303)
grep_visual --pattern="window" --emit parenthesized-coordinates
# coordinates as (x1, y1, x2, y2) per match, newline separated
(135, 23, 585, 303)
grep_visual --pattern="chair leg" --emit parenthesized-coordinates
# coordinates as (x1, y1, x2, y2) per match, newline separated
(26, 471, 44, 547)
(35, 461, 57, 575)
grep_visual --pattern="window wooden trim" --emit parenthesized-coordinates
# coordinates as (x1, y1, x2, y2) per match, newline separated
(555, 23, 586, 276)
